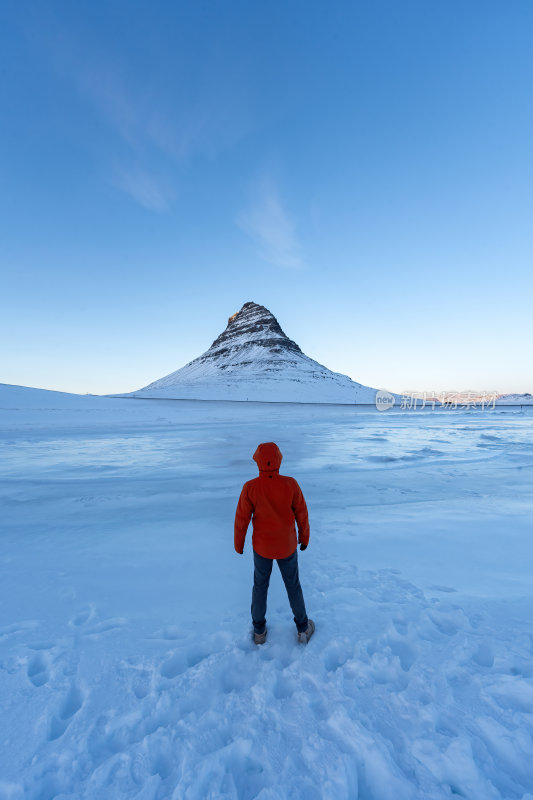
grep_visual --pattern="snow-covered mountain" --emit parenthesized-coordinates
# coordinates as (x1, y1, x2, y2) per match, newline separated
(496, 392, 533, 405)
(130, 301, 386, 403)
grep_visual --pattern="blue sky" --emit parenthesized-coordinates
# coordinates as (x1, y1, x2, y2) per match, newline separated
(1, 0, 532, 395)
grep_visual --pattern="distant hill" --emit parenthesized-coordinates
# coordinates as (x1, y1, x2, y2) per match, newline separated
(496, 393, 533, 405)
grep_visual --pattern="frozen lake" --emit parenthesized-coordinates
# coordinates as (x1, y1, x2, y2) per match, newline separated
(1, 386, 532, 799)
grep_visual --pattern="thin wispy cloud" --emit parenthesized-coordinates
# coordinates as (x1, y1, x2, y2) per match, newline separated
(29, 12, 250, 212)
(110, 165, 173, 213)
(238, 180, 303, 268)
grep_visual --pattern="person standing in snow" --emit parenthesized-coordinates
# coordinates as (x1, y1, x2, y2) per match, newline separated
(234, 442, 315, 645)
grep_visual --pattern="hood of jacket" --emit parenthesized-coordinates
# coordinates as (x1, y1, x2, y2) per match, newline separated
(253, 442, 282, 473)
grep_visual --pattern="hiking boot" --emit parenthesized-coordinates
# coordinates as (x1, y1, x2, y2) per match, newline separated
(297, 619, 315, 644)
(254, 628, 267, 645)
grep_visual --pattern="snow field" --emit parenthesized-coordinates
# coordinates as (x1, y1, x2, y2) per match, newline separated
(1, 386, 532, 799)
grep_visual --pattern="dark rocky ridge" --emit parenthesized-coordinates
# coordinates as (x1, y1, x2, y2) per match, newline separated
(208, 301, 302, 355)
(179, 301, 303, 373)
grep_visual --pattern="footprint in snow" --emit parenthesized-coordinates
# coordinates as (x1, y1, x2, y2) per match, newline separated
(70, 604, 95, 627)
(48, 684, 84, 741)
(273, 672, 296, 700)
(83, 617, 128, 637)
(0, 620, 38, 639)
(392, 618, 409, 635)
(159, 650, 188, 680)
(323, 639, 353, 672)
(426, 607, 465, 636)
(27, 640, 56, 651)
(146, 625, 186, 641)
(27, 653, 50, 687)
(132, 669, 152, 700)
(384, 636, 418, 671)
(472, 641, 494, 668)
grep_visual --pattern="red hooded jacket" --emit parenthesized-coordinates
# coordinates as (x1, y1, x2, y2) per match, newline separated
(234, 442, 310, 559)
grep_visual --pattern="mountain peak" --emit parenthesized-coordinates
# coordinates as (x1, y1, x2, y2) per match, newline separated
(210, 301, 301, 356)
(227, 301, 271, 326)
(135, 300, 384, 403)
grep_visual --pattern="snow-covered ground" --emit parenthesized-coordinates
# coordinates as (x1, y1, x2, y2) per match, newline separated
(1, 384, 533, 799)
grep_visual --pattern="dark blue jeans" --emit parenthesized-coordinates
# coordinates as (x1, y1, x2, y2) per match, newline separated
(251, 548, 308, 635)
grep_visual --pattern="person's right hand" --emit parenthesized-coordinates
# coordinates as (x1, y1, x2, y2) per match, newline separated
(300, 543, 307, 551)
